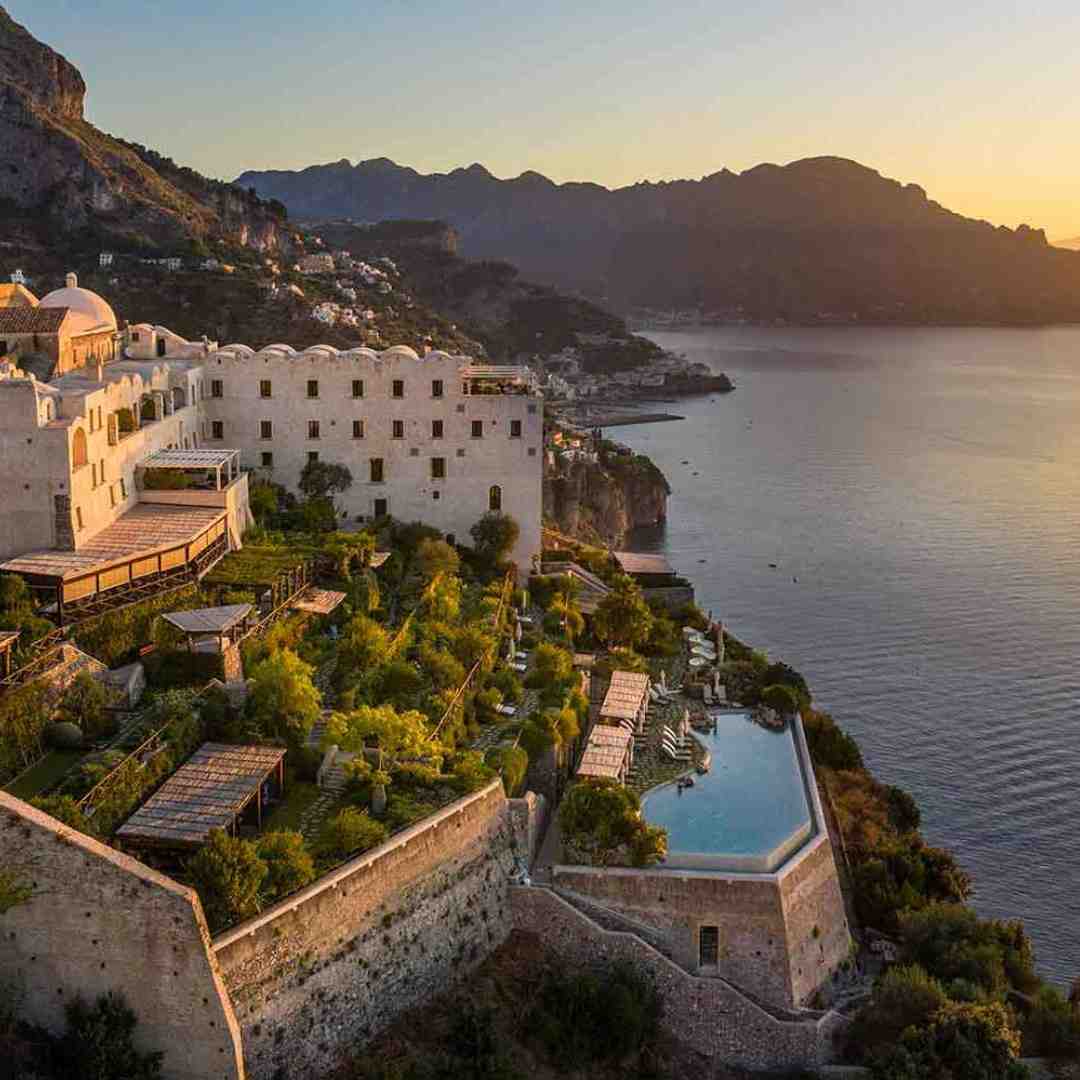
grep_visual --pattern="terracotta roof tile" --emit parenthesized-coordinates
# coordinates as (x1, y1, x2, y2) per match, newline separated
(0, 306, 68, 335)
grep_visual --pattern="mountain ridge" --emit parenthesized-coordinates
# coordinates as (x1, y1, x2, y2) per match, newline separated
(237, 154, 1080, 324)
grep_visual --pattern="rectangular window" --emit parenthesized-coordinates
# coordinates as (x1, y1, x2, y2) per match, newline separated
(432, 489, 440, 500)
(307, 450, 319, 464)
(510, 419, 522, 438)
(352, 379, 364, 399)
(211, 379, 223, 398)
(261, 451, 274, 468)
(392, 379, 404, 399)
(211, 420, 224, 440)
(370, 458, 384, 483)
(260, 420, 273, 440)
(392, 420, 404, 439)
(431, 457, 446, 480)
(99, 459, 105, 482)
(119, 478, 127, 499)
(259, 379, 272, 398)
(75, 507, 84, 531)
(699, 926, 719, 967)
(307, 379, 319, 399)
(471, 420, 484, 438)
(432, 419, 444, 439)
(109, 485, 117, 508)
(528, 404, 538, 415)
(308, 420, 320, 439)
(97, 406, 102, 429)
(352, 419, 365, 439)
(91, 463, 98, 487)
(374, 497, 388, 518)
(431, 379, 444, 398)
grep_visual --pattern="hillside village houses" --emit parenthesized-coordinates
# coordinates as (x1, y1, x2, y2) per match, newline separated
(0, 273, 542, 620)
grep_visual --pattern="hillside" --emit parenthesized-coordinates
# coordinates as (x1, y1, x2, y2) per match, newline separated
(239, 156, 1080, 324)
(1054, 236, 1080, 251)
(0, 5, 284, 254)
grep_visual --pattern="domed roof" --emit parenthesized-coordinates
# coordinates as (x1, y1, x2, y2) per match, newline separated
(38, 273, 117, 335)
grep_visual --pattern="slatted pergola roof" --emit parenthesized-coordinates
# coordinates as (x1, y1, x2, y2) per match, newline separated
(116, 742, 286, 849)
(577, 724, 635, 781)
(600, 670, 651, 722)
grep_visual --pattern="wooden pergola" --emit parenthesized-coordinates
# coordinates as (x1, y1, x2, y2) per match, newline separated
(115, 742, 287, 851)
(161, 603, 253, 653)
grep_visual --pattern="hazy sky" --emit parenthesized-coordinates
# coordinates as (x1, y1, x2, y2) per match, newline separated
(15, 0, 1080, 238)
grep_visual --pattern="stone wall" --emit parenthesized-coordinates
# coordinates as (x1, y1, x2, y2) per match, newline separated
(213, 780, 536, 1080)
(0, 792, 244, 1080)
(551, 829, 850, 1009)
(511, 885, 846, 1071)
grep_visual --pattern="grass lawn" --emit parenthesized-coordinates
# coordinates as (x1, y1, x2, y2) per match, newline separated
(262, 780, 324, 834)
(4, 750, 85, 801)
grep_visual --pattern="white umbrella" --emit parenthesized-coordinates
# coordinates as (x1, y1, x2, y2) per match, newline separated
(659, 669, 667, 690)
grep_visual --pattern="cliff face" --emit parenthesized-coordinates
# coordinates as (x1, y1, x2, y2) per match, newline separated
(0, 5, 284, 251)
(545, 453, 670, 548)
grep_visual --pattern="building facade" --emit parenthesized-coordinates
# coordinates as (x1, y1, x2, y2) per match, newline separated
(172, 343, 542, 570)
(0, 276, 543, 610)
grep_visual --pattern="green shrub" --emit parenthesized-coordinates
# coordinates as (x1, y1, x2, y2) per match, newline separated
(187, 830, 267, 932)
(30, 795, 94, 836)
(529, 962, 661, 1070)
(760, 683, 799, 716)
(559, 780, 666, 867)
(316, 808, 388, 863)
(848, 965, 949, 1060)
(256, 830, 316, 901)
(486, 746, 528, 796)
(804, 710, 863, 770)
(52, 991, 163, 1079)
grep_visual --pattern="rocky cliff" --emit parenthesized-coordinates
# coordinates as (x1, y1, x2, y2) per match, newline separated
(0, 5, 285, 251)
(545, 451, 670, 548)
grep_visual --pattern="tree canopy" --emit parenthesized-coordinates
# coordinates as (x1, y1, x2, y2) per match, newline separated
(246, 648, 322, 746)
(592, 575, 654, 649)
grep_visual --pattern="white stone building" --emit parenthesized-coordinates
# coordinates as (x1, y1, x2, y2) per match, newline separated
(0, 278, 543, 615)
(197, 344, 542, 569)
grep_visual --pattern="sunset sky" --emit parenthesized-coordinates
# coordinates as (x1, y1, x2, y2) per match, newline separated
(19, 0, 1080, 239)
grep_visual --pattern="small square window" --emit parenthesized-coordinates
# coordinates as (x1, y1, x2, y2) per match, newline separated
(352, 420, 365, 439)
(352, 379, 364, 399)
(471, 420, 483, 439)
(392, 420, 404, 439)
(431, 457, 446, 480)
(528, 447, 537, 457)
(528, 404, 538, 414)
(211, 420, 224, 440)
(308, 420, 321, 439)
(307, 379, 319, 399)
(211, 379, 223, 398)
(259, 379, 272, 398)
(260, 420, 273, 439)
(457, 448, 466, 457)
(456, 403, 466, 413)
(431, 379, 444, 398)
(510, 419, 522, 438)
(432, 489, 440, 500)
(432, 419, 444, 439)
(307, 451, 319, 464)
(392, 379, 405, 399)
(261, 451, 274, 468)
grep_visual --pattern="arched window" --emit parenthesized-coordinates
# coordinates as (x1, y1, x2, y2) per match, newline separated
(72, 427, 88, 469)
(489, 485, 502, 512)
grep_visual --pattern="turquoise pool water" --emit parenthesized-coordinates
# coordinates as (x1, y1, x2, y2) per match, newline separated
(641, 713, 814, 872)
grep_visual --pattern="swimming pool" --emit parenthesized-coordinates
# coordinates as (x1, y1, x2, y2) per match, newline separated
(641, 712, 815, 872)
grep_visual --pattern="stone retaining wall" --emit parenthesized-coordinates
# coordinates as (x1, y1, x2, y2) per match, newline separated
(214, 780, 536, 1080)
(0, 792, 244, 1080)
(511, 884, 847, 1072)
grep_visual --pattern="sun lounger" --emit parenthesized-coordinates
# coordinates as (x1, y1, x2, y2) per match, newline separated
(511, 662, 528, 673)
(495, 704, 518, 717)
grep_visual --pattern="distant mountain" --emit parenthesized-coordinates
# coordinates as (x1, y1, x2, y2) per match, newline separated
(0, 5, 285, 251)
(1054, 237, 1080, 251)
(238, 156, 1080, 324)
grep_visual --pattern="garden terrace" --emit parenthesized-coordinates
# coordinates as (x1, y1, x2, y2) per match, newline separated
(115, 742, 286, 851)
(202, 543, 316, 602)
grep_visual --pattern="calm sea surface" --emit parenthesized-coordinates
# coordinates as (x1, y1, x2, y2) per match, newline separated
(619, 327, 1080, 983)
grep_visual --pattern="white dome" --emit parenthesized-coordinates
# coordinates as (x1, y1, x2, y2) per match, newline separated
(39, 273, 117, 335)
